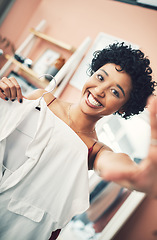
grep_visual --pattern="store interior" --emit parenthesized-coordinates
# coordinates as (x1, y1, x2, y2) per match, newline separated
(0, 0, 157, 239)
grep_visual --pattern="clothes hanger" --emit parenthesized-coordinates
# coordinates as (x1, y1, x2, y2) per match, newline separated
(35, 74, 57, 111)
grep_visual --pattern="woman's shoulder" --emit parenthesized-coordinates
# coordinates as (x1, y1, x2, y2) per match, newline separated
(26, 89, 49, 100)
(27, 89, 58, 105)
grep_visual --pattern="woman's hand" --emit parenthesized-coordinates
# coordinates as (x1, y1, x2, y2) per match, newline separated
(94, 96, 157, 198)
(126, 96, 157, 197)
(0, 77, 23, 103)
(135, 95, 157, 197)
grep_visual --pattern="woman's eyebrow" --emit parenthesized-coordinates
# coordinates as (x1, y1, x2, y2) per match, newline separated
(100, 69, 125, 96)
(117, 84, 125, 96)
(100, 69, 109, 76)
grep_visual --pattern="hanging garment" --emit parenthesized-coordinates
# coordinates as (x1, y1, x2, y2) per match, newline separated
(0, 97, 89, 240)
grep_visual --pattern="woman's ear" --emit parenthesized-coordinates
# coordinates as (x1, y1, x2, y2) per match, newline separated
(117, 107, 125, 114)
(113, 106, 126, 116)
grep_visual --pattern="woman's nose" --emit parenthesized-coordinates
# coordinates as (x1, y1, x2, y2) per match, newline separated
(94, 85, 105, 97)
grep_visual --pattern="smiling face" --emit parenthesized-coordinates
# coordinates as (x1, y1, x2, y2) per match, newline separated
(80, 63, 132, 119)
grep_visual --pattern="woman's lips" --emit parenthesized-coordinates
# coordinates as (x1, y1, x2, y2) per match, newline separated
(86, 92, 103, 108)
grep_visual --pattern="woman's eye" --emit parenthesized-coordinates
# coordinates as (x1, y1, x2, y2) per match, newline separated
(112, 89, 120, 98)
(97, 74, 104, 81)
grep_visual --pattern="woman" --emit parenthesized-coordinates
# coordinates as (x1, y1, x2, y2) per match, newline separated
(0, 42, 157, 239)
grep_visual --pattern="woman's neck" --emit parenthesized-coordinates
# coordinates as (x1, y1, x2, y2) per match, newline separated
(68, 103, 98, 133)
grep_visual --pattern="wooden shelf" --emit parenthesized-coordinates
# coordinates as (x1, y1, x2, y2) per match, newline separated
(4, 54, 50, 88)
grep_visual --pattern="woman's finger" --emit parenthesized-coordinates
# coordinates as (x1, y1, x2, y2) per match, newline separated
(8, 77, 23, 103)
(0, 87, 9, 100)
(149, 96, 157, 141)
(4, 77, 18, 101)
(0, 77, 11, 99)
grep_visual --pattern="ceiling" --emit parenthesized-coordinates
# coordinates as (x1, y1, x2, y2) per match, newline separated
(114, 0, 157, 10)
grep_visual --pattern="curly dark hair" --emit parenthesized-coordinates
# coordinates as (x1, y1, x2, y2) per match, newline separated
(87, 42, 156, 119)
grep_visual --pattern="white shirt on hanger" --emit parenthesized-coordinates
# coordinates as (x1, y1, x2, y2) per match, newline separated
(0, 98, 89, 240)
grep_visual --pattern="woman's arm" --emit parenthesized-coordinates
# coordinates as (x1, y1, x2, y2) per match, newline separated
(94, 96, 157, 198)
(94, 150, 138, 189)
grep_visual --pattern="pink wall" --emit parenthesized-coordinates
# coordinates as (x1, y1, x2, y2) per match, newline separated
(0, 0, 42, 45)
(1, 0, 157, 87)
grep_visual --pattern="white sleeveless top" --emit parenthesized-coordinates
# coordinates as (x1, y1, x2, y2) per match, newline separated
(0, 98, 89, 240)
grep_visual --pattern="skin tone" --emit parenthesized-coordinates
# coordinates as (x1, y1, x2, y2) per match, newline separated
(0, 63, 157, 198)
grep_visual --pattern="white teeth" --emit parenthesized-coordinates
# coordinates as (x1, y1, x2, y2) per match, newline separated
(88, 94, 101, 106)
